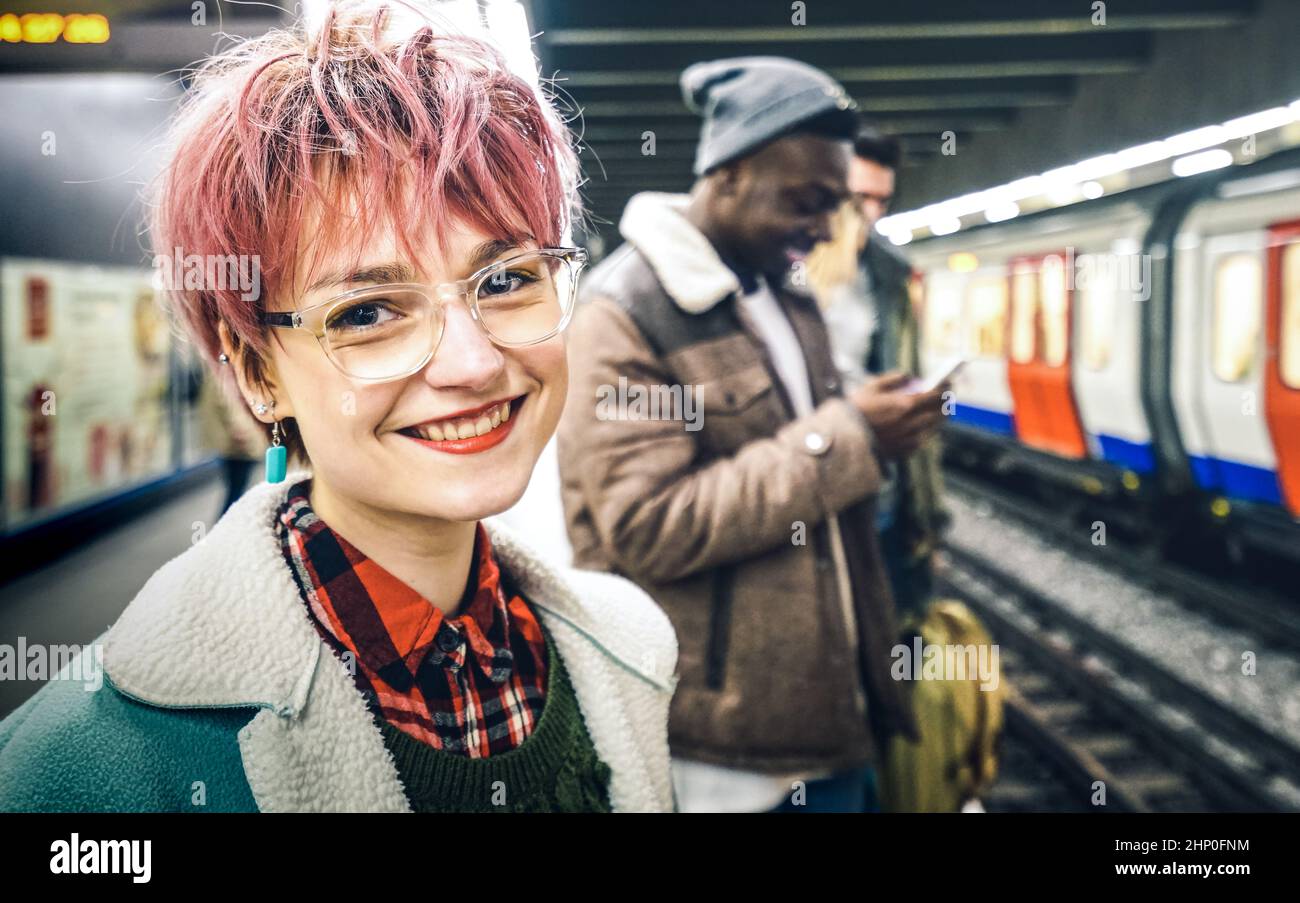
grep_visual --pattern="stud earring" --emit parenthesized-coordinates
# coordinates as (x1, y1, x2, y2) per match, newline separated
(218, 352, 229, 364)
(255, 402, 268, 415)
(265, 404, 287, 484)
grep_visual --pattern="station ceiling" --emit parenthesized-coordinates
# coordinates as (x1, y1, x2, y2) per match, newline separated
(0, 0, 1261, 237)
(528, 0, 1258, 235)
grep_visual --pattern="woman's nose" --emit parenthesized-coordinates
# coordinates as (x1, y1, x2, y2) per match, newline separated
(420, 299, 506, 390)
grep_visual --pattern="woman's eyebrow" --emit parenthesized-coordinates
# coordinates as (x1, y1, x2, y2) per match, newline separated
(306, 262, 416, 294)
(467, 238, 531, 271)
(305, 238, 533, 294)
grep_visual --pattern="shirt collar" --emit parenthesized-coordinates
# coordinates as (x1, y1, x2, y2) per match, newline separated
(279, 479, 516, 685)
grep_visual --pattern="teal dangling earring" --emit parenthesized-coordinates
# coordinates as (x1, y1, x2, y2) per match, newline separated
(265, 405, 287, 484)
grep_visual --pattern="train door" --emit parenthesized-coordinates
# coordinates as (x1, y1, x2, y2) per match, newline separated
(1005, 253, 1088, 458)
(918, 265, 1016, 435)
(1191, 234, 1282, 504)
(1266, 220, 1300, 516)
(960, 271, 1015, 434)
(1071, 242, 1156, 474)
(918, 269, 965, 380)
(920, 263, 1019, 436)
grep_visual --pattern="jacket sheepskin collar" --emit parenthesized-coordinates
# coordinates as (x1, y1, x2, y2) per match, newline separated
(101, 472, 678, 812)
(619, 191, 818, 318)
(619, 191, 742, 315)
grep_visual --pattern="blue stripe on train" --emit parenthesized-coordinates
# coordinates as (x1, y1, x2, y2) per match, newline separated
(951, 403, 1016, 435)
(950, 406, 1282, 505)
(1094, 433, 1156, 474)
(1188, 454, 1284, 505)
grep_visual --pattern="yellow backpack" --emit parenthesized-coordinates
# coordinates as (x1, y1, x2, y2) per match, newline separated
(878, 599, 1005, 813)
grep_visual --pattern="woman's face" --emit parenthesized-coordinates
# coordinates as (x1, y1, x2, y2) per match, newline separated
(252, 214, 568, 524)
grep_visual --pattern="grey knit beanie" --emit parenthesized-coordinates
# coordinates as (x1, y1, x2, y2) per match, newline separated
(681, 56, 858, 176)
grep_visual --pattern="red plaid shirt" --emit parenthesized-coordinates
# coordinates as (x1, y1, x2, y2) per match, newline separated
(276, 479, 549, 758)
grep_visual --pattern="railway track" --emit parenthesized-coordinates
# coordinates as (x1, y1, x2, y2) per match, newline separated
(944, 470, 1300, 656)
(937, 546, 1300, 813)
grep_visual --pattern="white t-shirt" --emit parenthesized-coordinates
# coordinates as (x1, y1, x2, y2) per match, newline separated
(671, 277, 863, 812)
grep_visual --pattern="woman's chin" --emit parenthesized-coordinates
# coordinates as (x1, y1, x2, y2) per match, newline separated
(418, 476, 530, 523)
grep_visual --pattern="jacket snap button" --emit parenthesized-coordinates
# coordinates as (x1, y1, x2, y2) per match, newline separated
(804, 432, 829, 455)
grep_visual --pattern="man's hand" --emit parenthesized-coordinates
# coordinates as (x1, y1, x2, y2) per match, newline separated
(849, 371, 948, 460)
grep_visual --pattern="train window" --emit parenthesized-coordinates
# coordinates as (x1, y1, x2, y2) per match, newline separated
(924, 282, 963, 355)
(1078, 255, 1117, 370)
(1211, 252, 1261, 382)
(965, 276, 1007, 357)
(1283, 243, 1300, 389)
(1040, 255, 1070, 367)
(1010, 267, 1038, 363)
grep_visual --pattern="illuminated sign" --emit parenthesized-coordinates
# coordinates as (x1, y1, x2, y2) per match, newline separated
(0, 13, 110, 44)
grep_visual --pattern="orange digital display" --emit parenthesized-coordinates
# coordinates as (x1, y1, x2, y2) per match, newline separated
(0, 13, 110, 44)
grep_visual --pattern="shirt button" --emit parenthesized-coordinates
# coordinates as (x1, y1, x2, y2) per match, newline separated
(804, 432, 830, 455)
(436, 625, 461, 653)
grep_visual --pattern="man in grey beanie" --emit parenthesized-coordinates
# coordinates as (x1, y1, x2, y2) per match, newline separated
(557, 57, 948, 812)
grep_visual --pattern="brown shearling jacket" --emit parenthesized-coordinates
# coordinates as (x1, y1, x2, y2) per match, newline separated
(556, 192, 918, 774)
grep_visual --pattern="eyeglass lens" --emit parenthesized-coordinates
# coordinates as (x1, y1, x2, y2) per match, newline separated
(321, 252, 577, 380)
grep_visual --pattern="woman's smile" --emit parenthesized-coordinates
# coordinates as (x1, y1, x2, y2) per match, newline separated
(395, 394, 526, 455)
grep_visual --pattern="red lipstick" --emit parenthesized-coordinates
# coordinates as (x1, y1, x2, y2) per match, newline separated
(398, 396, 523, 456)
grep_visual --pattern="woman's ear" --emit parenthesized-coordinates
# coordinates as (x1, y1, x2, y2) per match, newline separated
(217, 321, 294, 424)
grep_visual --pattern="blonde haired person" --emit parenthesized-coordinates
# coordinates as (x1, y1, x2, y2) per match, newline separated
(806, 200, 875, 387)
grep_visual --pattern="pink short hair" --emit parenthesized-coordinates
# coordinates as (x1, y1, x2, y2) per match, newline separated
(149, 1, 578, 454)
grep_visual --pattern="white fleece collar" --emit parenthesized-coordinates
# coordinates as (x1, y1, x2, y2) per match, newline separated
(618, 192, 741, 314)
(101, 472, 675, 812)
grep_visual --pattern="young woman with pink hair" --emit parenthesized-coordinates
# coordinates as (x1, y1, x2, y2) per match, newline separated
(0, 1, 676, 813)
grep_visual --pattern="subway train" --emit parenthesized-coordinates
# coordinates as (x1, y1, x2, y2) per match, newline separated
(909, 146, 1300, 568)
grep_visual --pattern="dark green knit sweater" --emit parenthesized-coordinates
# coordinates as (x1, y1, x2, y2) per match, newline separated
(374, 631, 614, 812)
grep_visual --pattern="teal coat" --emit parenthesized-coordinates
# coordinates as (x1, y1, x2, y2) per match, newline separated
(0, 655, 259, 811)
(0, 474, 679, 812)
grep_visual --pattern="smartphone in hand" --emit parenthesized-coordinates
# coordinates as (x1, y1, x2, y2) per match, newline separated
(904, 358, 967, 394)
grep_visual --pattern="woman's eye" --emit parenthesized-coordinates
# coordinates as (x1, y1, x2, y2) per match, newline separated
(330, 301, 399, 331)
(481, 268, 537, 296)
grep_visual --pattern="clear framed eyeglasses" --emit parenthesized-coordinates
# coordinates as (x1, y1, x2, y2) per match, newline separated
(260, 247, 588, 382)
